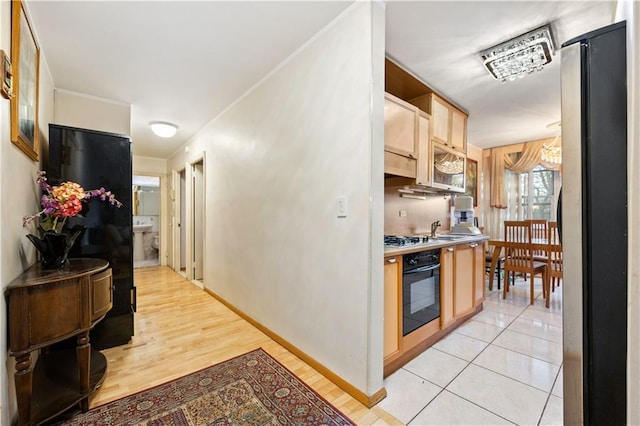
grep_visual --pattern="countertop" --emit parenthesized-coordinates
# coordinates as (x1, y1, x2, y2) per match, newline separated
(384, 234, 489, 256)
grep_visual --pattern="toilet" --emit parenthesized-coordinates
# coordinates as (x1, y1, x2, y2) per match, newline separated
(152, 235, 160, 250)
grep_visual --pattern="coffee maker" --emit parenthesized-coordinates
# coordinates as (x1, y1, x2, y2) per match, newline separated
(450, 195, 482, 235)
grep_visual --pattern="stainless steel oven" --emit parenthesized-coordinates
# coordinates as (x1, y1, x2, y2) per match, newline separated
(402, 249, 440, 335)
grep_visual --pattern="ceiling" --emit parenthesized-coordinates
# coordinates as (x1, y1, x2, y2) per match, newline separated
(26, 1, 617, 157)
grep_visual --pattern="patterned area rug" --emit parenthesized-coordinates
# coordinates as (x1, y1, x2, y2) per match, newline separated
(59, 348, 355, 425)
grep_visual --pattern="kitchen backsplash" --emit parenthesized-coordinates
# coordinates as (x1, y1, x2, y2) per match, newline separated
(384, 186, 452, 236)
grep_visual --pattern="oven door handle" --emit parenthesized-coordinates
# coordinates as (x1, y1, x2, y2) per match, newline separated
(405, 263, 440, 274)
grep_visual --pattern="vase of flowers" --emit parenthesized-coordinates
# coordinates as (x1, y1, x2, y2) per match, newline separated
(23, 171, 122, 269)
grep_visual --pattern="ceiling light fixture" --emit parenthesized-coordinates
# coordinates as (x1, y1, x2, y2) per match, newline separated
(542, 121, 562, 164)
(150, 121, 178, 138)
(479, 25, 555, 82)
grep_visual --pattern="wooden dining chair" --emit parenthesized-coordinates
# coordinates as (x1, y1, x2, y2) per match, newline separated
(503, 221, 549, 306)
(547, 221, 563, 293)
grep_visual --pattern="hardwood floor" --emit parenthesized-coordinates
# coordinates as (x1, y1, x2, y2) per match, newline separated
(91, 265, 399, 425)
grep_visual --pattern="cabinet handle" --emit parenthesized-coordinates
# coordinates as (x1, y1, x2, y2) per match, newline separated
(469, 243, 478, 248)
(447, 247, 454, 252)
(387, 258, 397, 263)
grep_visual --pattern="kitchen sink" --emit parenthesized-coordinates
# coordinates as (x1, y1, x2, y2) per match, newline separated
(432, 234, 465, 241)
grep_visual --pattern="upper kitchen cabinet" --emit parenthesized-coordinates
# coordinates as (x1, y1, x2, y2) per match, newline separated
(385, 93, 431, 180)
(409, 93, 468, 154)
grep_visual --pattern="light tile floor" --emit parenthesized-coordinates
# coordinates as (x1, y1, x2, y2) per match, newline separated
(377, 276, 563, 425)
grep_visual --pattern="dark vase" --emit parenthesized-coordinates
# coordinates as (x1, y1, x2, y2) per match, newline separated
(26, 226, 84, 269)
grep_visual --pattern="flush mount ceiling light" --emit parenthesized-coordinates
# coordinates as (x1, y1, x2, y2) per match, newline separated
(479, 25, 555, 82)
(149, 121, 178, 138)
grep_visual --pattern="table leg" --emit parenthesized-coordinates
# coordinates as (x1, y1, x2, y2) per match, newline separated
(14, 353, 32, 426)
(77, 332, 91, 412)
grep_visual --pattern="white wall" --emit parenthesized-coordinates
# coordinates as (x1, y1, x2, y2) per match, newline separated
(167, 2, 385, 396)
(0, 1, 55, 422)
(53, 89, 130, 136)
(133, 155, 167, 176)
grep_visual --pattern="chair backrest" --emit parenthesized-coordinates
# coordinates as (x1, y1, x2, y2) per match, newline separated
(504, 221, 534, 271)
(548, 222, 560, 246)
(548, 222, 563, 274)
(526, 219, 548, 256)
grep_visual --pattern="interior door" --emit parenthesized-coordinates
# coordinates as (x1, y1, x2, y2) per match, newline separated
(192, 160, 204, 281)
(180, 169, 187, 273)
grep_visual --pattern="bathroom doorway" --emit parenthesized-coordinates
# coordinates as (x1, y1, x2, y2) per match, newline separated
(132, 175, 161, 268)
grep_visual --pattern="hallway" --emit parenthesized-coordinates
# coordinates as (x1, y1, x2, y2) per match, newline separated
(92, 266, 398, 424)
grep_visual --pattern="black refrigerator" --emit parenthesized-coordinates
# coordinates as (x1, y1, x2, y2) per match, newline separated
(47, 124, 136, 349)
(560, 21, 627, 425)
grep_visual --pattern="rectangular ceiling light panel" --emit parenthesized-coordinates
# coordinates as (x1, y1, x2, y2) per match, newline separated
(480, 25, 555, 82)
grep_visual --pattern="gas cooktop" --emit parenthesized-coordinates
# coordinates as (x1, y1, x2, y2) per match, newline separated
(384, 235, 429, 248)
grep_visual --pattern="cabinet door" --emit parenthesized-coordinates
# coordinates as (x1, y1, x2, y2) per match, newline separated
(415, 111, 431, 186)
(430, 95, 450, 145)
(384, 256, 401, 361)
(384, 94, 418, 158)
(454, 244, 474, 317)
(450, 108, 467, 153)
(440, 247, 455, 328)
(472, 243, 485, 306)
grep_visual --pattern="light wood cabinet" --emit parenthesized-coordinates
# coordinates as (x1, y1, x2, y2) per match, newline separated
(415, 111, 431, 186)
(472, 243, 486, 306)
(454, 244, 475, 317)
(450, 107, 467, 153)
(440, 246, 455, 328)
(409, 93, 468, 154)
(384, 93, 418, 178)
(384, 256, 402, 362)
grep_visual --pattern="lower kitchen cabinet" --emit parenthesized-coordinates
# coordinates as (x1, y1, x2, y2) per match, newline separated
(473, 242, 486, 305)
(454, 243, 475, 317)
(383, 256, 402, 363)
(440, 246, 455, 328)
(442, 242, 485, 323)
(384, 239, 486, 377)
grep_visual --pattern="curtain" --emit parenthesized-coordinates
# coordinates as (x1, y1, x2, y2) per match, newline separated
(489, 139, 561, 208)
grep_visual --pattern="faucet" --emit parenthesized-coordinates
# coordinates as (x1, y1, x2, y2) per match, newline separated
(431, 220, 442, 238)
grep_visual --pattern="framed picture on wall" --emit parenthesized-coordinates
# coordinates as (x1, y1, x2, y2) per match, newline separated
(10, 0, 40, 161)
(465, 158, 478, 207)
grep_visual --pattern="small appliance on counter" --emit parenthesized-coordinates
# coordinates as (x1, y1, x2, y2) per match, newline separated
(450, 195, 482, 235)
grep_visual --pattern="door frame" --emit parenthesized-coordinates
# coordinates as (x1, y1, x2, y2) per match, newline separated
(171, 168, 187, 275)
(189, 155, 205, 285)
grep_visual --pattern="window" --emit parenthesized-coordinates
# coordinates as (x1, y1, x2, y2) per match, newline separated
(519, 165, 560, 220)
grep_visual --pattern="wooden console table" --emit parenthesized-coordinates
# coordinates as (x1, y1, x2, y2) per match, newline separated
(5, 258, 113, 426)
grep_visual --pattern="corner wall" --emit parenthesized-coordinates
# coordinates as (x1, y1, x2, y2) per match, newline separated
(167, 2, 385, 397)
(0, 1, 55, 423)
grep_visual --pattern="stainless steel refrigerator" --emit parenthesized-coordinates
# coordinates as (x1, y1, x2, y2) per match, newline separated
(47, 124, 136, 349)
(561, 21, 627, 425)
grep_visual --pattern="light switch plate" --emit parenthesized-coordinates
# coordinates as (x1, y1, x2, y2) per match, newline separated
(337, 197, 347, 218)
